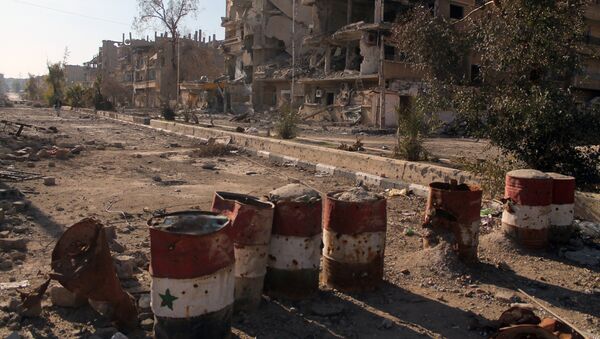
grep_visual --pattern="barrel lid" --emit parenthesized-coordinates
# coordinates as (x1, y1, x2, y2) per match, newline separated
(149, 211, 229, 235)
(507, 169, 550, 180)
(546, 172, 575, 181)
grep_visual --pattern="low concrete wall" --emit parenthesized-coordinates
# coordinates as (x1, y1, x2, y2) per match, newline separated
(88, 112, 600, 223)
(149, 120, 476, 187)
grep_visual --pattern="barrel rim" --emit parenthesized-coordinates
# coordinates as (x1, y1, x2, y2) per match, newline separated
(215, 191, 275, 210)
(429, 182, 482, 193)
(148, 210, 230, 235)
(326, 190, 386, 204)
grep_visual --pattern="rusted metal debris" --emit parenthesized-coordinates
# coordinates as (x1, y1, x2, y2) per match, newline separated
(492, 304, 587, 339)
(18, 278, 51, 317)
(51, 218, 138, 330)
(423, 180, 483, 262)
(0, 169, 43, 182)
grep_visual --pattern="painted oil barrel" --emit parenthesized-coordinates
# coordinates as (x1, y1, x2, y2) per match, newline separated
(502, 170, 553, 249)
(148, 211, 234, 339)
(322, 191, 387, 291)
(423, 182, 482, 262)
(212, 192, 275, 311)
(547, 173, 576, 242)
(264, 186, 322, 299)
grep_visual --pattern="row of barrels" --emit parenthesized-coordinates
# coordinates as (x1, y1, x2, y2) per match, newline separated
(147, 169, 576, 338)
(148, 185, 386, 339)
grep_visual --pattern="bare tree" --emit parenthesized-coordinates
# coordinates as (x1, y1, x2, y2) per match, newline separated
(134, 0, 199, 68)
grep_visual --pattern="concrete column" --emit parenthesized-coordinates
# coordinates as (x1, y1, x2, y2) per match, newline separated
(375, 0, 383, 23)
(324, 46, 332, 75)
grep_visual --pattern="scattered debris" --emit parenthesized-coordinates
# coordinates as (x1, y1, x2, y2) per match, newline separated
(0, 169, 43, 182)
(0, 280, 30, 290)
(268, 184, 321, 203)
(338, 138, 364, 152)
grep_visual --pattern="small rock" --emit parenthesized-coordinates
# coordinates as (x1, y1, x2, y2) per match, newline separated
(245, 171, 258, 176)
(49, 286, 87, 308)
(0, 238, 28, 251)
(169, 143, 180, 148)
(111, 332, 128, 339)
(113, 255, 136, 279)
(201, 162, 217, 170)
(380, 318, 394, 329)
(94, 327, 118, 339)
(43, 177, 56, 186)
(140, 318, 154, 330)
(48, 162, 56, 168)
(310, 303, 345, 317)
(495, 288, 521, 304)
(12, 201, 28, 213)
(71, 145, 85, 154)
(111, 142, 124, 149)
(26, 162, 35, 168)
(138, 294, 151, 309)
(565, 248, 600, 267)
(109, 241, 126, 254)
(401, 269, 411, 275)
(152, 175, 162, 183)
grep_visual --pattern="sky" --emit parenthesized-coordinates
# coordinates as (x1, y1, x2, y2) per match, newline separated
(0, 0, 226, 78)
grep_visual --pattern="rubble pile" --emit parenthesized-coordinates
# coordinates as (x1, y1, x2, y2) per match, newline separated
(268, 183, 321, 203)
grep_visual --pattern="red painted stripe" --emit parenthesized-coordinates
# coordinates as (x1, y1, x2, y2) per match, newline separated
(547, 174, 576, 205)
(271, 201, 322, 237)
(211, 192, 275, 245)
(323, 196, 387, 234)
(150, 228, 235, 279)
(505, 176, 553, 206)
(425, 184, 482, 223)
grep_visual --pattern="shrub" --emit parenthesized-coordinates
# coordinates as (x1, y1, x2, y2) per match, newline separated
(275, 105, 298, 140)
(162, 107, 175, 121)
(457, 152, 526, 199)
(394, 96, 438, 161)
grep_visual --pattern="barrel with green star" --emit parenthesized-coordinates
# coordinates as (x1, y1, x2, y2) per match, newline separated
(148, 211, 235, 339)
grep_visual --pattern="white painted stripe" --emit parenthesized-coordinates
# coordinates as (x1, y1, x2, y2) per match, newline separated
(549, 204, 574, 227)
(257, 151, 270, 158)
(283, 156, 299, 166)
(235, 245, 269, 278)
(502, 205, 551, 230)
(356, 172, 382, 187)
(268, 234, 322, 270)
(151, 266, 234, 318)
(457, 220, 480, 245)
(316, 164, 336, 175)
(323, 229, 386, 264)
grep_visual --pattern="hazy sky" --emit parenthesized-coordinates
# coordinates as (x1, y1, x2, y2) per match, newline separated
(0, 0, 226, 78)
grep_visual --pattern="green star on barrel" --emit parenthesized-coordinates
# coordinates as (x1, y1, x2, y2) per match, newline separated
(159, 288, 178, 310)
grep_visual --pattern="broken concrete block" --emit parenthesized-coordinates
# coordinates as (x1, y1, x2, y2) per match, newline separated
(43, 177, 56, 186)
(49, 286, 88, 308)
(0, 238, 28, 251)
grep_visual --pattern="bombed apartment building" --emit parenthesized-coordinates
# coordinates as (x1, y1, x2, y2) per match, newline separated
(84, 32, 224, 108)
(221, 0, 477, 127)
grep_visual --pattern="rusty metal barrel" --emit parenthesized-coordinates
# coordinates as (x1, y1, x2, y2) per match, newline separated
(211, 192, 275, 311)
(502, 170, 553, 249)
(423, 182, 482, 262)
(547, 173, 576, 242)
(322, 189, 387, 291)
(264, 184, 322, 299)
(51, 218, 138, 330)
(149, 211, 234, 339)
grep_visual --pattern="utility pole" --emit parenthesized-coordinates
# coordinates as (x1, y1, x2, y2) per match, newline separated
(177, 32, 181, 109)
(291, 0, 296, 109)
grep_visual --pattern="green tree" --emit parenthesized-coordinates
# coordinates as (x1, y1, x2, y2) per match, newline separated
(25, 74, 42, 101)
(45, 62, 66, 106)
(65, 83, 86, 108)
(392, 1, 600, 185)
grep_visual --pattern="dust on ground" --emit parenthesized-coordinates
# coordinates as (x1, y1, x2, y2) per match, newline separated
(0, 107, 598, 339)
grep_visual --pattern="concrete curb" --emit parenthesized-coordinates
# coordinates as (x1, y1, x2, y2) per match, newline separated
(88, 111, 434, 197)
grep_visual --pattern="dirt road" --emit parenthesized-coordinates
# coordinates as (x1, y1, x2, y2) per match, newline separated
(0, 107, 598, 339)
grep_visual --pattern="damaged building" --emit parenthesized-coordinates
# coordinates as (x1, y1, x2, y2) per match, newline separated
(84, 32, 224, 109)
(221, 0, 477, 127)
